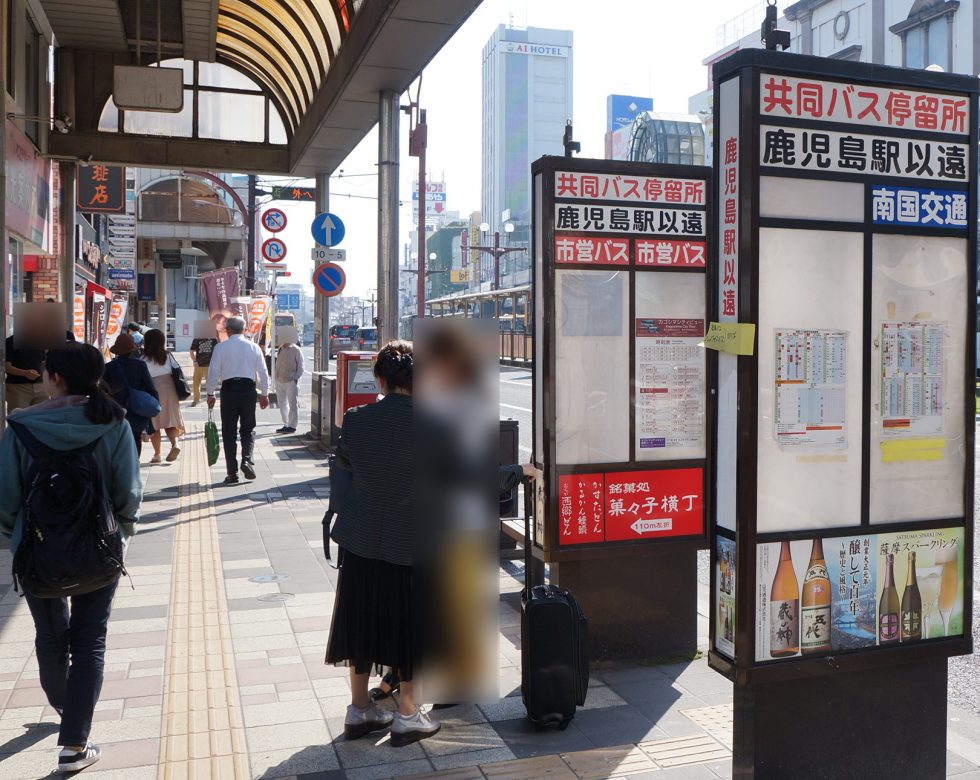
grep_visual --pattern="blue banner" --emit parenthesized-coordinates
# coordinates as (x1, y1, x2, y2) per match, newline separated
(871, 184, 968, 229)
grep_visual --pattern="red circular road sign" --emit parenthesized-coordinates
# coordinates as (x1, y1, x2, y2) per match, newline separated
(313, 262, 346, 297)
(261, 237, 287, 263)
(261, 208, 287, 233)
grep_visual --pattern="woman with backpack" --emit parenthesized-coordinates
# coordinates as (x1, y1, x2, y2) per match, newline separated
(103, 332, 160, 457)
(140, 328, 185, 464)
(0, 342, 143, 773)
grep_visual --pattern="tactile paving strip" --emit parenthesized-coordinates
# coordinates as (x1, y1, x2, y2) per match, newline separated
(157, 426, 250, 778)
(638, 734, 731, 768)
(679, 703, 734, 749)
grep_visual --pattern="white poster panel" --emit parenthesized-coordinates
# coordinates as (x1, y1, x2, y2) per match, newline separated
(757, 227, 863, 533)
(716, 75, 740, 533)
(555, 270, 630, 465)
(869, 234, 966, 524)
(634, 272, 706, 461)
(715, 536, 736, 659)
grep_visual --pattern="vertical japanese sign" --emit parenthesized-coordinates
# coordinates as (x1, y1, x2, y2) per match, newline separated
(708, 51, 975, 679)
(77, 164, 126, 213)
(534, 157, 710, 556)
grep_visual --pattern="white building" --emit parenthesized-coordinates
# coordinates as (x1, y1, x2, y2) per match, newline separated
(481, 24, 573, 283)
(693, 0, 980, 134)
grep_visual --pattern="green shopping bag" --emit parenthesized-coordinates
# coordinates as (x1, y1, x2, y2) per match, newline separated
(205, 410, 221, 466)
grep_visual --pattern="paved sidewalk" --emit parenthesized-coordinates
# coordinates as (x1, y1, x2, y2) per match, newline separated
(1, 402, 979, 779)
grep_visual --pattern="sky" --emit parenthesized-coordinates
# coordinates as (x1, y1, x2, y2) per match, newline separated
(258, 0, 755, 299)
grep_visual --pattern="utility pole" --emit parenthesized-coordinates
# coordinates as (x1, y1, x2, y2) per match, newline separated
(378, 91, 400, 344)
(470, 228, 525, 291)
(246, 174, 257, 292)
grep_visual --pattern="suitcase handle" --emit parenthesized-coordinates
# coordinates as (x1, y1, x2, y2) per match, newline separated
(523, 475, 535, 594)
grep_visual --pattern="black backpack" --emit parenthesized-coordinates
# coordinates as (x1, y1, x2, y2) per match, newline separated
(8, 420, 127, 598)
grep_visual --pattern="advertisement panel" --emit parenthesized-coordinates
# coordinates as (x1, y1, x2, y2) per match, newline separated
(754, 527, 965, 662)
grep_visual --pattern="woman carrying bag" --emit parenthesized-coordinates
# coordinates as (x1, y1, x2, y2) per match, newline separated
(140, 329, 185, 464)
(104, 332, 160, 457)
(0, 343, 142, 772)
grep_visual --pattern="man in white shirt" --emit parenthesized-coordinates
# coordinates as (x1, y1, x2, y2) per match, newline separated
(206, 316, 270, 484)
(274, 338, 305, 434)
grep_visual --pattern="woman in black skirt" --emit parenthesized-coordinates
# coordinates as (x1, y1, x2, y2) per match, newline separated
(325, 340, 440, 747)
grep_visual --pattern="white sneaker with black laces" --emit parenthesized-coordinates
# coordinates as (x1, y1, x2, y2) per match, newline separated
(58, 743, 101, 772)
(391, 706, 440, 747)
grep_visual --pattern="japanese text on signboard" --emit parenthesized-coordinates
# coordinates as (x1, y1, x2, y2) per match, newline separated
(555, 204, 704, 236)
(871, 185, 968, 228)
(556, 171, 706, 206)
(760, 74, 969, 136)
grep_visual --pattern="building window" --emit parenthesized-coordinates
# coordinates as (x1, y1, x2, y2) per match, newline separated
(892, 1, 956, 72)
(5, 0, 13, 96)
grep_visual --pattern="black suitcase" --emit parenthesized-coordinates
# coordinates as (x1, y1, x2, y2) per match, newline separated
(520, 477, 589, 729)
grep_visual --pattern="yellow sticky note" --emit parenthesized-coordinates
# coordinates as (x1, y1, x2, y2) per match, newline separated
(702, 322, 756, 355)
(880, 437, 945, 463)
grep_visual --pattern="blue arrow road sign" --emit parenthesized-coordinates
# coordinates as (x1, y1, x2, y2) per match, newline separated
(311, 212, 345, 247)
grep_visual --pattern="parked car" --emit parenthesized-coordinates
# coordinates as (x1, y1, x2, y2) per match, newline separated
(329, 324, 359, 358)
(354, 327, 379, 352)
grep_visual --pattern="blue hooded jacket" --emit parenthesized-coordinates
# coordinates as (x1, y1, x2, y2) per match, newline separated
(0, 396, 143, 554)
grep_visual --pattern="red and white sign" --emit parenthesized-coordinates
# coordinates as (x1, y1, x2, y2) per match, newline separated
(72, 294, 86, 342)
(760, 74, 969, 136)
(636, 239, 706, 267)
(554, 236, 630, 265)
(720, 134, 739, 319)
(261, 237, 287, 263)
(556, 171, 706, 206)
(558, 468, 704, 545)
(604, 468, 703, 542)
(105, 294, 129, 343)
(559, 473, 605, 545)
(261, 208, 287, 233)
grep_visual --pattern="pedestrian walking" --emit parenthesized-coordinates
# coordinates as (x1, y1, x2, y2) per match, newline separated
(4, 332, 47, 413)
(140, 329, 185, 464)
(125, 323, 144, 352)
(0, 342, 142, 773)
(189, 334, 218, 406)
(275, 337, 304, 433)
(326, 340, 442, 747)
(103, 333, 160, 457)
(206, 316, 269, 484)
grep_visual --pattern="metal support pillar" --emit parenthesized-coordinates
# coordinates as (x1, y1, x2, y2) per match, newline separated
(0, 3, 7, 425)
(314, 173, 330, 373)
(378, 90, 400, 344)
(246, 174, 256, 293)
(59, 162, 77, 330)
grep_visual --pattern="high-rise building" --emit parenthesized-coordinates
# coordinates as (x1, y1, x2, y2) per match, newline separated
(481, 24, 573, 287)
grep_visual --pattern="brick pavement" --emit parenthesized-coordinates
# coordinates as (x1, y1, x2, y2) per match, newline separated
(1, 401, 979, 779)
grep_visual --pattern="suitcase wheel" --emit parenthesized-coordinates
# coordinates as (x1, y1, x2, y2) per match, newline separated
(558, 719, 571, 731)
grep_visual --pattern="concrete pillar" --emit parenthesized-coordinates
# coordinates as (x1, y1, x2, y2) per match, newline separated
(0, 1, 7, 424)
(377, 90, 400, 345)
(314, 173, 329, 373)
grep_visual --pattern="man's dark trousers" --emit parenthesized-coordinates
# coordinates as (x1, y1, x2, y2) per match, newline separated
(220, 379, 257, 475)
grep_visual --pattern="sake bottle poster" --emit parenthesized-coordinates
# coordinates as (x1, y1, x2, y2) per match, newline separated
(715, 536, 736, 660)
(876, 527, 965, 641)
(755, 538, 832, 663)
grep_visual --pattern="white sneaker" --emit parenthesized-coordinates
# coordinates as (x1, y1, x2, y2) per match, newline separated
(391, 706, 440, 747)
(58, 743, 101, 772)
(344, 702, 394, 740)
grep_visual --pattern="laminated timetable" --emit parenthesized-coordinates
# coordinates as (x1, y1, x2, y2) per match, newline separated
(880, 321, 945, 437)
(635, 318, 705, 453)
(773, 329, 848, 450)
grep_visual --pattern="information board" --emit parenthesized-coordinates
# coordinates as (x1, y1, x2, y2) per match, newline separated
(708, 50, 975, 680)
(532, 158, 710, 560)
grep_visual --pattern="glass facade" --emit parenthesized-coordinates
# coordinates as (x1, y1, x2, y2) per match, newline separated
(629, 112, 706, 167)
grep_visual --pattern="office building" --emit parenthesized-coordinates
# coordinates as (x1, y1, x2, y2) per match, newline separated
(481, 24, 573, 288)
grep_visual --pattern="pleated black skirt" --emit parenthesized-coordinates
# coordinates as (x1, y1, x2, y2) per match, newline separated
(325, 548, 416, 681)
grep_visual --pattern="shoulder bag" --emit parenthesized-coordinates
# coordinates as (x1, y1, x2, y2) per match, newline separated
(169, 353, 192, 400)
(117, 361, 161, 419)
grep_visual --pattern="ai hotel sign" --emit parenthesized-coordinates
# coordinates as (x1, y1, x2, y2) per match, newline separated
(709, 47, 976, 777)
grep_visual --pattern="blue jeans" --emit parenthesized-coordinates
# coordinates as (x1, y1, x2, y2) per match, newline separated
(25, 579, 119, 746)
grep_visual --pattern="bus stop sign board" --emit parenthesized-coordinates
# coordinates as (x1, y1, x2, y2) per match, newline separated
(313, 262, 346, 298)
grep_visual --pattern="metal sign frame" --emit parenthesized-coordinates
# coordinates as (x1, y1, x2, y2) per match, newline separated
(531, 156, 713, 564)
(708, 49, 976, 685)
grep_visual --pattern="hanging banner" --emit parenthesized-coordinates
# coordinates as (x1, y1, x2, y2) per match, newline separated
(105, 293, 129, 347)
(72, 293, 86, 342)
(89, 293, 108, 351)
(244, 296, 272, 343)
(200, 268, 243, 339)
